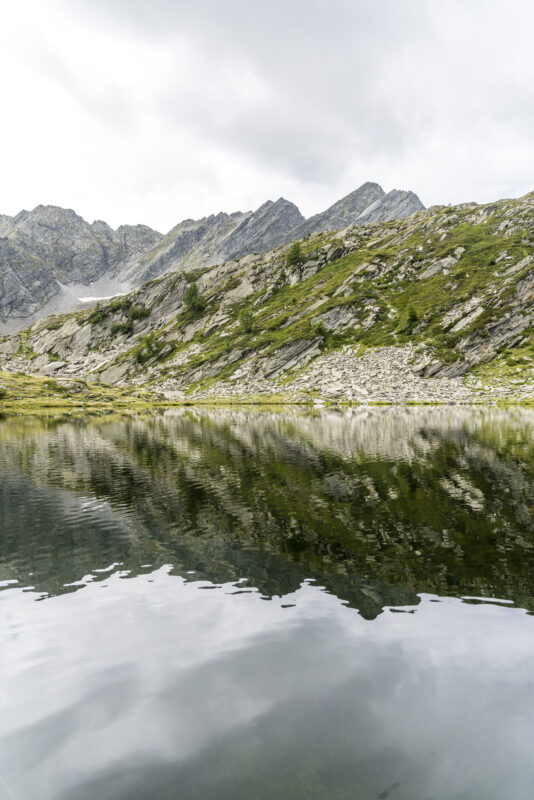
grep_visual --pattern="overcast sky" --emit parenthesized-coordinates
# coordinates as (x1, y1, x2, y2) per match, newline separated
(1, 0, 533, 231)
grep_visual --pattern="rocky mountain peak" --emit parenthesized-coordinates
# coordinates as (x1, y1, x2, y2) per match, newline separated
(0, 181, 424, 330)
(290, 182, 386, 238)
(215, 197, 304, 262)
(356, 189, 424, 223)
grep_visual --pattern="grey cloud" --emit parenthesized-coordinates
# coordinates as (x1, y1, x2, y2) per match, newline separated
(59, 0, 534, 196)
(32, 45, 137, 132)
(3, 0, 533, 228)
(56, 0, 437, 182)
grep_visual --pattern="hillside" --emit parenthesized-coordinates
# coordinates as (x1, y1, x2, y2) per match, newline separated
(0, 184, 422, 329)
(0, 190, 532, 404)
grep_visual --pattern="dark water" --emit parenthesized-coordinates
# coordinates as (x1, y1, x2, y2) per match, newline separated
(1, 407, 534, 800)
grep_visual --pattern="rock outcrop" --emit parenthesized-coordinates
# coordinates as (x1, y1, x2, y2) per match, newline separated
(0, 183, 423, 330)
(290, 182, 386, 237)
(0, 205, 162, 325)
(1, 189, 532, 404)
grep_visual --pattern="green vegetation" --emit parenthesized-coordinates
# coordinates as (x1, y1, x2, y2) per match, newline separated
(87, 303, 105, 324)
(1, 192, 533, 403)
(286, 241, 304, 268)
(88, 296, 137, 326)
(111, 319, 134, 336)
(45, 319, 63, 331)
(184, 282, 206, 315)
(129, 305, 151, 321)
(238, 308, 254, 333)
(135, 331, 163, 364)
(0, 370, 156, 413)
(397, 306, 419, 334)
(110, 305, 151, 336)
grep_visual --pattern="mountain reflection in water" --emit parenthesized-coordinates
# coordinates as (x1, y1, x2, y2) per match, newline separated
(2, 406, 534, 614)
(1, 407, 534, 800)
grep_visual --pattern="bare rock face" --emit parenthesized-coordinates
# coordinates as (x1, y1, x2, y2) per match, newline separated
(123, 212, 248, 285)
(127, 198, 304, 286)
(288, 183, 424, 239)
(290, 182, 386, 238)
(0, 205, 162, 324)
(356, 189, 424, 224)
(0, 238, 60, 319)
(1, 206, 161, 285)
(0, 183, 424, 329)
(215, 198, 304, 262)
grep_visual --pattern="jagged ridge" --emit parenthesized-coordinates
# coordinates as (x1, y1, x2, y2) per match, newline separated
(2, 190, 532, 404)
(0, 183, 423, 329)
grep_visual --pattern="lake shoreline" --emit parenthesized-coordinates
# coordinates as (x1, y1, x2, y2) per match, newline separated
(2, 368, 534, 415)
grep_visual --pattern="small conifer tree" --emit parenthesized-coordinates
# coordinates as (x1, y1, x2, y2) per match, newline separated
(184, 282, 206, 314)
(286, 241, 304, 268)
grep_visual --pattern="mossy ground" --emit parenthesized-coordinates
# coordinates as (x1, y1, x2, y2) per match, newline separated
(0, 371, 157, 414)
(131, 202, 533, 393)
(2, 193, 533, 401)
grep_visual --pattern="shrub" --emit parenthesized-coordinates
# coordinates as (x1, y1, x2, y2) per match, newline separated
(88, 304, 105, 325)
(111, 319, 134, 336)
(109, 296, 132, 312)
(398, 306, 419, 335)
(408, 306, 419, 327)
(135, 332, 161, 364)
(129, 306, 151, 321)
(184, 282, 206, 314)
(238, 309, 254, 333)
(286, 241, 304, 268)
(312, 321, 328, 343)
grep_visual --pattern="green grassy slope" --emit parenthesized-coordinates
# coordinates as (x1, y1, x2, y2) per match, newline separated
(0, 191, 533, 400)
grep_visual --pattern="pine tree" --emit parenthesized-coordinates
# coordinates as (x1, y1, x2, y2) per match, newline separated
(286, 241, 304, 268)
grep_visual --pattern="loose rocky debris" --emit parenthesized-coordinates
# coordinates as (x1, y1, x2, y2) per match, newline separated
(0, 190, 533, 405)
(179, 344, 475, 404)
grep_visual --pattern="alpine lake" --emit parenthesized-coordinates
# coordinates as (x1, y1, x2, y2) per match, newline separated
(1, 406, 534, 800)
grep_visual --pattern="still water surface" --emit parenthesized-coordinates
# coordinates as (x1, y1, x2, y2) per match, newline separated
(1, 407, 534, 799)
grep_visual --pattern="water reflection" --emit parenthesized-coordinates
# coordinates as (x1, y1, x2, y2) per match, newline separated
(1, 407, 534, 614)
(1, 407, 534, 799)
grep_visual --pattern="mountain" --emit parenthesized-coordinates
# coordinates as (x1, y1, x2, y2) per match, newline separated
(290, 182, 385, 237)
(0, 206, 161, 325)
(123, 198, 304, 286)
(1, 190, 532, 403)
(0, 183, 423, 330)
(290, 183, 424, 239)
(355, 188, 424, 224)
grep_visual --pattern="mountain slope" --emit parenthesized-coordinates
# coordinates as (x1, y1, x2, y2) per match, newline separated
(290, 182, 386, 237)
(0, 183, 423, 330)
(1, 190, 532, 403)
(123, 198, 304, 286)
(0, 205, 162, 325)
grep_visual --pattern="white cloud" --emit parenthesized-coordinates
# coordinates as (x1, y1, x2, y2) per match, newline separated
(0, 0, 532, 231)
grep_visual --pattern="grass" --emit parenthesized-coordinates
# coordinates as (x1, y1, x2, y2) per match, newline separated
(1, 193, 533, 402)
(124, 202, 534, 394)
(0, 371, 158, 413)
